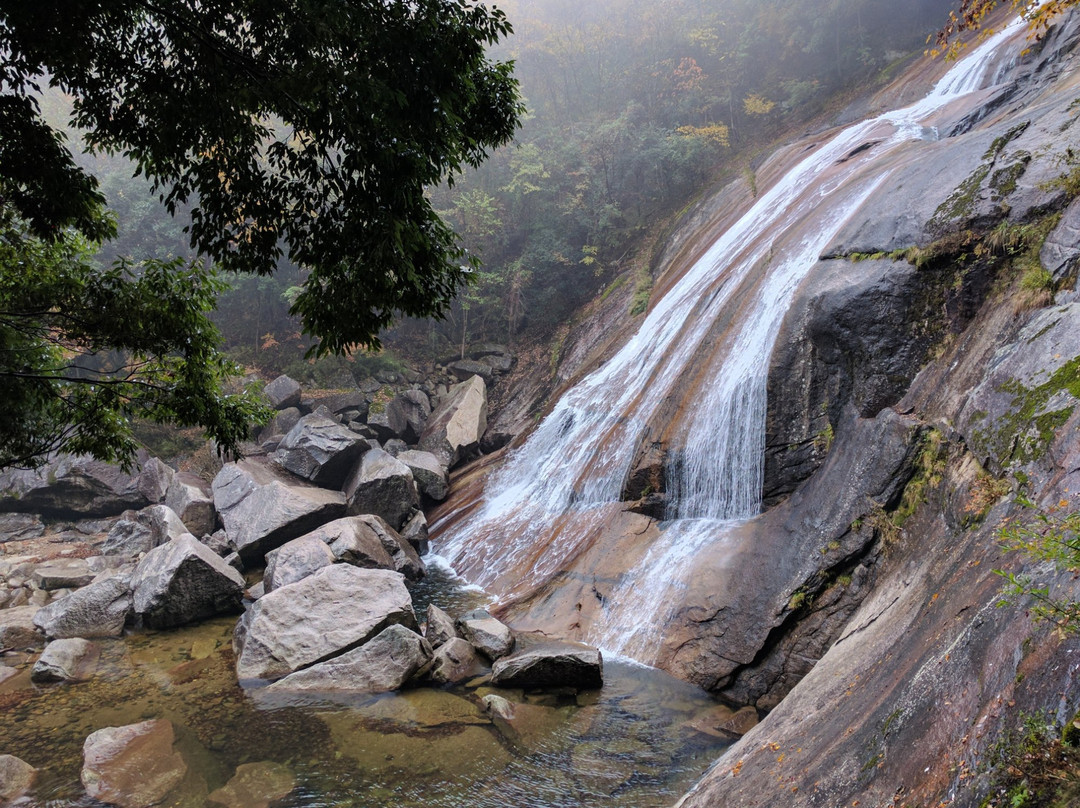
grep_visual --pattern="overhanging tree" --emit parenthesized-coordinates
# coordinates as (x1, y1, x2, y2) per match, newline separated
(0, 0, 522, 468)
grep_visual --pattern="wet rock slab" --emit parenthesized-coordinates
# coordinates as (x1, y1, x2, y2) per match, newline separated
(491, 641, 603, 690)
(81, 719, 187, 808)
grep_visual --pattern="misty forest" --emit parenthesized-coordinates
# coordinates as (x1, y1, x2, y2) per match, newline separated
(4, 0, 1080, 807)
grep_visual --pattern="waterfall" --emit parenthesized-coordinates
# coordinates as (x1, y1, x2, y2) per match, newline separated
(434, 17, 1029, 665)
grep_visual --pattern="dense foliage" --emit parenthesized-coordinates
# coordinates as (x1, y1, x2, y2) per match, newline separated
(0, 0, 522, 467)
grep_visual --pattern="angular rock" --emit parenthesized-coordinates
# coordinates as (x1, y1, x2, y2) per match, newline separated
(0, 512, 44, 542)
(400, 510, 430, 555)
(419, 375, 488, 469)
(349, 514, 424, 580)
(304, 390, 366, 417)
(457, 609, 514, 660)
(490, 641, 603, 690)
(212, 460, 347, 565)
(165, 473, 217, 537)
(31, 637, 100, 683)
(428, 637, 485, 685)
(207, 761, 296, 808)
(137, 456, 175, 504)
(386, 390, 432, 444)
(299, 516, 396, 571)
(33, 576, 132, 639)
(424, 604, 459, 649)
(0, 755, 36, 803)
(268, 624, 432, 693)
(201, 529, 232, 557)
(131, 534, 245, 629)
(0, 454, 152, 519)
(102, 504, 190, 557)
(233, 565, 417, 682)
(343, 449, 419, 532)
(468, 343, 511, 360)
(32, 559, 94, 590)
(273, 412, 368, 489)
(259, 406, 302, 445)
(447, 359, 493, 384)
(397, 449, 449, 502)
(264, 375, 302, 410)
(0, 605, 45, 650)
(263, 535, 336, 593)
(1042, 196, 1080, 280)
(81, 720, 187, 808)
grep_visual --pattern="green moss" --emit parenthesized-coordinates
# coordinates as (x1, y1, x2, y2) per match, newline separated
(599, 274, 627, 302)
(629, 267, 652, 316)
(932, 121, 1030, 228)
(892, 428, 947, 527)
(367, 385, 395, 416)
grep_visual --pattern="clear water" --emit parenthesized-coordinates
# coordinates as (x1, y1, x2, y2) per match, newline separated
(0, 577, 733, 808)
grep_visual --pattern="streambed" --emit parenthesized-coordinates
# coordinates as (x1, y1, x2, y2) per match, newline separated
(0, 565, 732, 808)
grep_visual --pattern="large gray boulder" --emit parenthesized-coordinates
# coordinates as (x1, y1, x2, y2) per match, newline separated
(273, 412, 368, 488)
(33, 576, 132, 639)
(386, 390, 432, 444)
(263, 535, 336, 592)
(0, 755, 36, 803)
(81, 720, 187, 808)
(348, 514, 424, 580)
(296, 516, 396, 571)
(447, 359, 493, 384)
(101, 504, 189, 557)
(31, 637, 100, 683)
(396, 450, 449, 502)
(137, 457, 175, 505)
(424, 604, 458, 649)
(0, 454, 152, 519)
(457, 609, 514, 660)
(419, 375, 487, 468)
(233, 565, 417, 682)
(427, 637, 485, 685)
(490, 642, 603, 690)
(31, 558, 94, 590)
(131, 535, 244, 629)
(0, 605, 45, 649)
(343, 449, 419, 532)
(267, 624, 432, 693)
(264, 374, 302, 410)
(212, 460, 347, 565)
(164, 473, 216, 537)
(0, 512, 44, 542)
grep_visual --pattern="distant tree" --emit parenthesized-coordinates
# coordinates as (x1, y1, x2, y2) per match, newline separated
(0, 0, 522, 468)
(933, 0, 1078, 57)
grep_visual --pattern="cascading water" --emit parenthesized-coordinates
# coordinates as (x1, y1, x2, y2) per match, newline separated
(434, 17, 1030, 665)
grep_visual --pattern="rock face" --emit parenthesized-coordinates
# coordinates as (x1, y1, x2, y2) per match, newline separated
(31, 637, 100, 683)
(343, 449, 419, 532)
(264, 374, 302, 410)
(131, 534, 245, 628)
(164, 473, 216, 537)
(102, 504, 190, 557)
(0, 454, 151, 518)
(419, 375, 487, 468)
(233, 565, 417, 682)
(81, 720, 187, 808)
(0, 755, 36, 803)
(268, 624, 432, 693)
(263, 535, 336, 592)
(33, 576, 132, 639)
(457, 609, 514, 660)
(490, 642, 603, 690)
(212, 460, 346, 565)
(273, 412, 368, 488)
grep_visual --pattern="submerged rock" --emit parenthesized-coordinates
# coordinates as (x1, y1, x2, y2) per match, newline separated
(207, 761, 296, 808)
(0, 754, 36, 803)
(233, 565, 417, 683)
(490, 642, 603, 690)
(81, 720, 187, 808)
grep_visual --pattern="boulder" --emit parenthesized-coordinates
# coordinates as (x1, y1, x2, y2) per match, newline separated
(273, 412, 368, 488)
(212, 460, 347, 565)
(400, 510, 430, 555)
(0, 512, 44, 542)
(32, 559, 94, 590)
(490, 641, 603, 690)
(0, 755, 36, 803)
(300, 516, 396, 571)
(33, 576, 132, 639)
(396, 450, 449, 502)
(482, 694, 563, 748)
(263, 535, 336, 593)
(427, 637, 485, 685)
(31, 637, 100, 683)
(233, 565, 417, 682)
(0, 605, 45, 649)
(264, 375, 302, 410)
(349, 514, 425, 580)
(303, 390, 366, 418)
(268, 624, 432, 693)
(81, 720, 187, 808)
(137, 456, 175, 504)
(447, 360, 493, 384)
(343, 449, 419, 532)
(419, 375, 487, 468)
(457, 609, 514, 660)
(0, 454, 152, 519)
(424, 603, 458, 649)
(164, 473, 217, 537)
(207, 761, 296, 808)
(386, 390, 432, 444)
(131, 534, 245, 629)
(101, 503, 190, 557)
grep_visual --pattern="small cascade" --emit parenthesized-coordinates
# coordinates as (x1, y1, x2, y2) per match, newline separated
(434, 16, 1031, 665)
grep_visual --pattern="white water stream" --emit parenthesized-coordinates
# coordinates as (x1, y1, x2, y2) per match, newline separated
(435, 18, 1029, 664)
